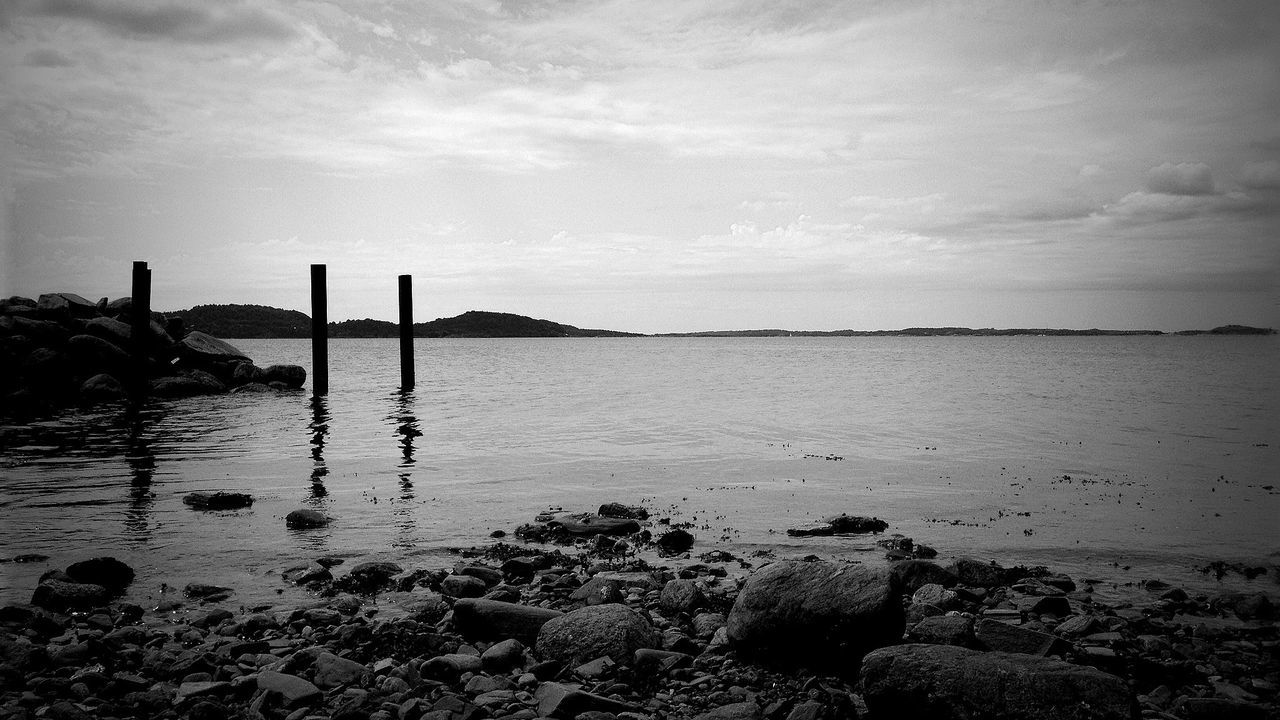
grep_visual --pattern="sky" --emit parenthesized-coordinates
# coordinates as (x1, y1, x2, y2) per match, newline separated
(2, 0, 1278, 333)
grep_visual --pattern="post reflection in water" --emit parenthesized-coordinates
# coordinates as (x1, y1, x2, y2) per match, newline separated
(123, 409, 156, 539)
(308, 396, 330, 502)
(390, 390, 421, 545)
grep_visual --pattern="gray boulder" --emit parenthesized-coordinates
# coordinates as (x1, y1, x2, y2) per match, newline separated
(725, 560, 903, 668)
(949, 557, 1007, 588)
(860, 643, 1136, 720)
(80, 373, 126, 404)
(451, 598, 564, 645)
(552, 513, 640, 536)
(285, 508, 330, 529)
(31, 580, 111, 611)
(179, 331, 249, 363)
(83, 316, 133, 346)
(312, 651, 368, 688)
(263, 364, 306, 388)
(37, 293, 97, 319)
(536, 603, 661, 665)
(660, 578, 705, 615)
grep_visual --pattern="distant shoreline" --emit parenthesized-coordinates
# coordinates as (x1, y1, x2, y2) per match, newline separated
(165, 303, 1277, 339)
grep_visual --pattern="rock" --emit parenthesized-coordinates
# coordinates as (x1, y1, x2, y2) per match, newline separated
(150, 371, 227, 398)
(1054, 615, 1101, 637)
(67, 334, 131, 374)
(256, 669, 322, 705)
(338, 562, 403, 593)
(31, 580, 111, 611)
(179, 331, 249, 363)
(175, 680, 231, 703)
(660, 578, 705, 614)
(949, 558, 1007, 588)
(693, 702, 762, 720)
(912, 583, 959, 610)
(451, 598, 564, 645)
(282, 562, 331, 585)
(889, 559, 958, 594)
(84, 316, 133, 345)
(536, 603, 661, 666)
(66, 556, 135, 590)
(909, 615, 975, 646)
(634, 648, 694, 675)
(569, 575, 627, 606)
(860, 643, 1135, 720)
(786, 514, 888, 536)
(480, 638, 527, 671)
(726, 560, 903, 669)
(656, 528, 695, 554)
(692, 611, 726, 638)
(597, 502, 649, 519)
(37, 292, 97, 318)
(534, 681, 641, 719)
(313, 651, 369, 688)
(552, 513, 641, 536)
(1173, 696, 1269, 720)
(974, 618, 1069, 656)
(79, 373, 127, 403)
(285, 508, 330, 529)
(421, 653, 483, 680)
(263, 364, 306, 388)
(440, 574, 487, 598)
(183, 583, 233, 601)
(231, 362, 266, 385)
(183, 491, 254, 511)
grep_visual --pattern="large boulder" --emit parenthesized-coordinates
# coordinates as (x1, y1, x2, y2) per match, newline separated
(66, 556, 135, 590)
(37, 293, 97, 319)
(150, 371, 226, 398)
(726, 560, 903, 669)
(80, 373, 127, 404)
(179, 331, 249, 363)
(83, 316, 133, 346)
(31, 580, 112, 611)
(67, 334, 130, 374)
(860, 643, 1136, 720)
(536, 603, 661, 665)
(551, 513, 641, 536)
(263, 364, 306, 388)
(451, 598, 564, 646)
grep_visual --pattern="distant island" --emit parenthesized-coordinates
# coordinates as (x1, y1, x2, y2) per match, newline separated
(165, 304, 1275, 338)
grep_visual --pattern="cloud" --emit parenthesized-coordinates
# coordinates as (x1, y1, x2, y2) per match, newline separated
(28, 0, 295, 43)
(22, 48, 75, 67)
(1145, 162, 1215, 196)
(1240, 160, 1280, 189)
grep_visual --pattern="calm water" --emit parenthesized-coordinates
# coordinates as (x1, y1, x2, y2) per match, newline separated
(1, 336, 1277, 609)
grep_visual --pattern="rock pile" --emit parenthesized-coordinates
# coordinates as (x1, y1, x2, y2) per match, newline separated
(0, 293, 305, 417)
(3, 511, 1278, 720)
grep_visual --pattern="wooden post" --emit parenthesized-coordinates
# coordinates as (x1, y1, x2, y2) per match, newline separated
(130, 261, 151, 398)
(398, 274, 414, 390)
(311, 264, 328, 396)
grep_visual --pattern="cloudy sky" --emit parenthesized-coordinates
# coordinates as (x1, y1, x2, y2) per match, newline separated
(2, 0, 1278, 332)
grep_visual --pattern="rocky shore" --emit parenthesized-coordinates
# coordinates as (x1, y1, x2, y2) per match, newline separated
(3, 505, 1277, 720)
(0, 293, 307, 419)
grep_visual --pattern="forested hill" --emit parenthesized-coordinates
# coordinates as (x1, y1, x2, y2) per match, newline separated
(167, 305, 640, 338)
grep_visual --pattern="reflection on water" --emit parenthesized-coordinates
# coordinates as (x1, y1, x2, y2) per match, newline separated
(309, 396, 329, 501)
(390, 390, 420, 544)
(123, 408, 155, 540)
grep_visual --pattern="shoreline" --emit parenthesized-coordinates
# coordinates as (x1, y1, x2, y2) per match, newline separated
(4, 506, 1278, 720)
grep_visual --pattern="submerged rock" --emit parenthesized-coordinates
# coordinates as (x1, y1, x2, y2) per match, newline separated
(786, 514, 888, 536)
(285, 508, 330, 529)
(183, 491, 254, 510)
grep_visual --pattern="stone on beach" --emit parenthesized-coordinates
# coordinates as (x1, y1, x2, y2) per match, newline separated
(786, 513, 889, 537)
(859, 643, 1136, 720)
(183, 491, 254, 510)
(31, 579, 112, 611)
(551, 512, 641, 536)
(536, 603, 662, 665)
(450, 597, 564, 645)
(65, 556, 135, 590)
(285, 508, 331, 529)
(726, 560, 903, 669)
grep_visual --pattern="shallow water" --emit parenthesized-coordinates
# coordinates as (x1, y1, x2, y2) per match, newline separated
(1, 335, 1277, 609)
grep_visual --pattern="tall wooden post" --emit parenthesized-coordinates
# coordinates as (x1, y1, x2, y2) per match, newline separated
(311, 264, 328, 396)
(130, 261, 151, 398)
(398, 274, 414, 390)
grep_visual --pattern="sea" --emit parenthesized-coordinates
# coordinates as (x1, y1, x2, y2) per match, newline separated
(1, 335, 1277, 610)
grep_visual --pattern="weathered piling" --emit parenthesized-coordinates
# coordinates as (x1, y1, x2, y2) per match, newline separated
(129, 260, 151, 398)
(399, 274, 414, 390)
(310, 263, 328, 396)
